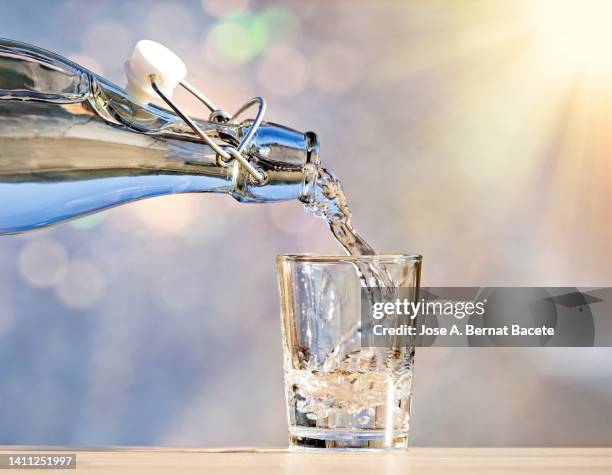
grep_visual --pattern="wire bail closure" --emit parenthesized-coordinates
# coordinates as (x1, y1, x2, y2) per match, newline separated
(150, 77, 267, 184)
(124, 40, 266, 184)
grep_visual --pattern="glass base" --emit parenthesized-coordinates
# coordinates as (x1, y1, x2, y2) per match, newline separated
(289, 427, 408, 450)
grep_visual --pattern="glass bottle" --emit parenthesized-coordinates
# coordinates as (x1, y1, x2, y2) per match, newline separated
(0, 39, 319, 234)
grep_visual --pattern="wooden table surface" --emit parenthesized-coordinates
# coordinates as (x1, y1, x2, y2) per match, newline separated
(0, 447, 610, 474)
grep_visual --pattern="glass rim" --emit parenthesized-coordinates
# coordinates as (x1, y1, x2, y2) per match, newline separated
(277, 253, 422, 263)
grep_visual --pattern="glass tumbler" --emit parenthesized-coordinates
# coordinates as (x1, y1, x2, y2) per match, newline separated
(277, 254, 421, 450)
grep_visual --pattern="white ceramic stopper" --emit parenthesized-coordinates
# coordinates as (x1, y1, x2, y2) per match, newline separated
(124, 40, 187, 105)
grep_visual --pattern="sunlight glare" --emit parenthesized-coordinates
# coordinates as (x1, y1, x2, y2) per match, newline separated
(533, 0, 612, 73)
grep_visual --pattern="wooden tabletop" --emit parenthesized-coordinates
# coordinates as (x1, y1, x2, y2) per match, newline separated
(0, 447, 610, 474)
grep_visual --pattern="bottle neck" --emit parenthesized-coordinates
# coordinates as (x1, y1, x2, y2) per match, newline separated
(95, 77, 321, 203)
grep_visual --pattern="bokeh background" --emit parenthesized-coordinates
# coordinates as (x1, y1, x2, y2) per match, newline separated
(1, 0, 611, 446)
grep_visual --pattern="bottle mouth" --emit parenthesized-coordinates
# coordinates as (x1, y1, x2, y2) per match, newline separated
(300, 131, 320, 203)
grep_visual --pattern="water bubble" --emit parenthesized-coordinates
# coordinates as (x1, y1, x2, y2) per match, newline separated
(357, 408, 375, 426)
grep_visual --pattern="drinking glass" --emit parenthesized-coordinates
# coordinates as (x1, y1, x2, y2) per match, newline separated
(277, 254, 421, 450)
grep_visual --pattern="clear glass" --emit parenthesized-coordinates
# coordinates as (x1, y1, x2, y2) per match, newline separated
(277, 254, 421, 450)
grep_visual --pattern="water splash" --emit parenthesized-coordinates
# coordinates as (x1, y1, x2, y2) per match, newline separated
(305, 167, 376, 256)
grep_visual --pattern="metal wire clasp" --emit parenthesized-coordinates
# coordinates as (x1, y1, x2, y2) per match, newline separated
(150, 76, 267, 184)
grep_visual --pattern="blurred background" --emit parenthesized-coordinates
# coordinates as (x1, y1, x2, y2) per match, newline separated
(0, 0, 611, 446)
